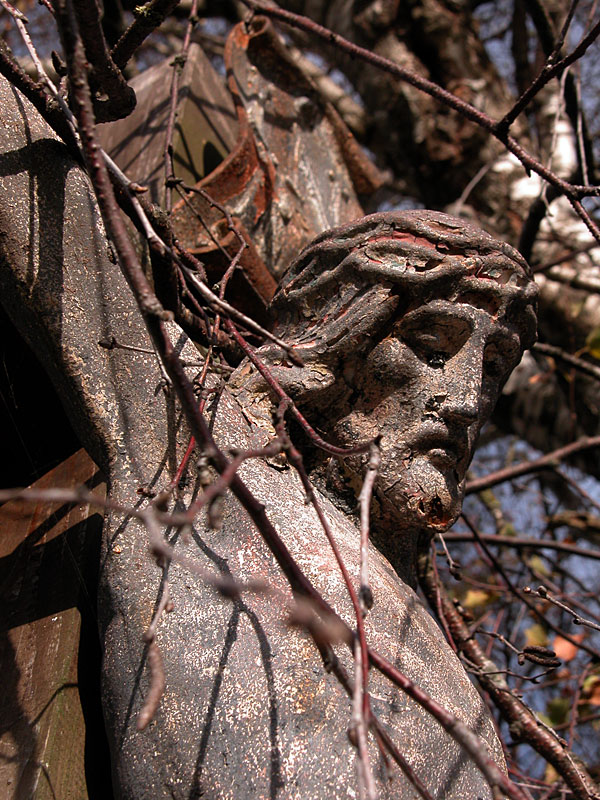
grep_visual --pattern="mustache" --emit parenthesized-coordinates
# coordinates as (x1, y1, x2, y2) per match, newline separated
(405, 421, 470, 469)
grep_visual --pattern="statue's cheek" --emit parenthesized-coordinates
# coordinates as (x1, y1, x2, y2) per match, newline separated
(333, 411, 380, 444)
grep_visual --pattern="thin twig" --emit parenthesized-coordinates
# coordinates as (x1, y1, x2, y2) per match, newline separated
(442, 532, 600, 561)
(71, 0, 135, 121)
(437, 532, 462, 579)
(358, 441, 380, 612)
(136, 640, 166, 730)
(326, 652, 435, 800)
(163, 0, 197, 215)
(418, 552, 599, 800)
(183, 267, 304, 363)
(351, 639, 378, 800)
(465, 435, 600, 494)
(238, 0, 600, 213)
(533, 342, 600, 382)
(0, 37, 79, 155)
(525, 585, 600, 633)
(111, 0, 181, 70)
(461, 513, 600, 660)
(498, 8, 600, 134)
(225, 321, 372, 457)
(143, 577, 171, 644)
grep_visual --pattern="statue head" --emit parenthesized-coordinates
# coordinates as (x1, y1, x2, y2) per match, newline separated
(257, 211, 536, 571)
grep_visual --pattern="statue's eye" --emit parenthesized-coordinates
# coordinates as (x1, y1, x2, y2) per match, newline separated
(399, 313, 471, 370)
(427, 352, 447, 369)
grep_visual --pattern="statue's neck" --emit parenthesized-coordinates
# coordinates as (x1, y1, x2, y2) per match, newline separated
(309, 455, 423, 590)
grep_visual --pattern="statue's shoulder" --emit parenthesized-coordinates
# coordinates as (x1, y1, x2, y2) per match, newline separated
(102, 371, 502, 800)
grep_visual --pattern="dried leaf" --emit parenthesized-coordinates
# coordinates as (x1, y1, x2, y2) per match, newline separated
(552, 634, 584, 662)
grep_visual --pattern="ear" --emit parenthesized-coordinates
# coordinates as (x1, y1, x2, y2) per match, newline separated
(229, 351, 355, 433)
(271, 362, 340, 411)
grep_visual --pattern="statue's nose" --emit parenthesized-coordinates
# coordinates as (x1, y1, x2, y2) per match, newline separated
(438, 363, 482, 426)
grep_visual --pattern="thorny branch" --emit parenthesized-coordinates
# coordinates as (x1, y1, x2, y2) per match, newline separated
(2, 0, 600, 797)
(48, 7, 533, 797)
(238, 0, 600, 242)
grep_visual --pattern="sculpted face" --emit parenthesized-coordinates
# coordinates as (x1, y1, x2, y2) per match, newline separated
(331, 295, 527, 534)
(268, 210, 537, 556)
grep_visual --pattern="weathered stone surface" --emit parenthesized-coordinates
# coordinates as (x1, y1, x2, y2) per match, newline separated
(99, 381, 505, 800)
(0, 73, 510, 799)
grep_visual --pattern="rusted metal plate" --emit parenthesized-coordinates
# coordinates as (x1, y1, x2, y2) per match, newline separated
(97, 41, 277, 312)
(169, 39, 279, 305)
(172, 18, 380, 283)
(0, 449, 105, 799)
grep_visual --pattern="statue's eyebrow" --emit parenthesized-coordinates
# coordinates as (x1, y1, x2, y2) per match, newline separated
(398, 301, 476, 328)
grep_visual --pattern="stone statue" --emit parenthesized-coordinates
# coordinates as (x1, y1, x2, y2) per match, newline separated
(240, 210, 537, 586)
(0, 68, 537, 800)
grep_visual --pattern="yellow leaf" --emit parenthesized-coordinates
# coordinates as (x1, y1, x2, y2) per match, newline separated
(546, 697, 571, 726)
(498, 522, 516, 537)
(586, 328, 600, 360)
(524, 623, 548, 648)
(479, 489, 500, 511)
(462, 589, 491, 609)
(527, 555, 550, 577)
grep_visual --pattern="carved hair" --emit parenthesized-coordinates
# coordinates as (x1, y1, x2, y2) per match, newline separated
(271, 210, 537, 365)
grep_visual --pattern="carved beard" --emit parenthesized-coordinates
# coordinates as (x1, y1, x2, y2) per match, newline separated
(332, 412, 470, 537)
(375, 451, 465, 534)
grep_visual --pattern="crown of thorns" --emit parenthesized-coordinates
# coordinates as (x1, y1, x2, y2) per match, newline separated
(271, 210, 537, 354)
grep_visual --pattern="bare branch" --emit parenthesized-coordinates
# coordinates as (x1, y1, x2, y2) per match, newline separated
(111, 0, 182, 71)
(525, 585, 600, 633)
(418, 552, 599, 800)
(358, 441, 380, 611)
(465, 436, 600, 494)
(533, 342, 600, 382)
(136, 640, 166, 731)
